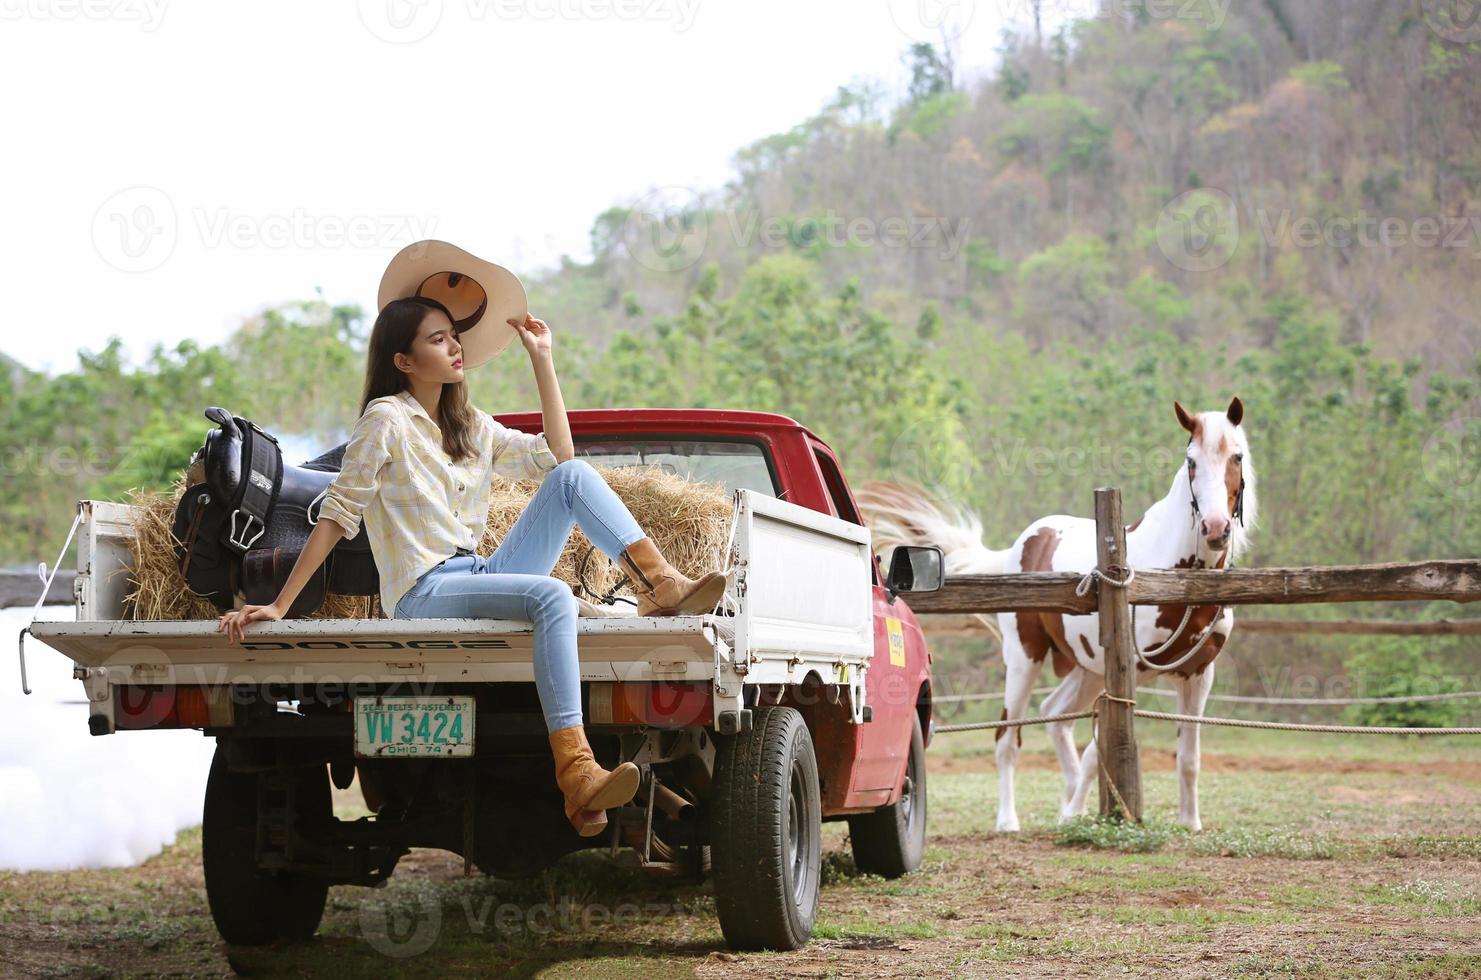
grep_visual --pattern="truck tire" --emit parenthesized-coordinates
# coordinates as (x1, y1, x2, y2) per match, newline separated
(847, 712, 926, 878)
(202, 741, 331, 945)
(710, 705, 821, 951)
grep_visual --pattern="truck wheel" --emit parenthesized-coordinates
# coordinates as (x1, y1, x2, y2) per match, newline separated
(202, 741, 331, 945)
(848, 712, 927, 878)
(710, 705, 821, 951)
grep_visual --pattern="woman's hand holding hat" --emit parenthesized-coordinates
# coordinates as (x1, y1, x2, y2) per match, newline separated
(508, 313, 554, 359)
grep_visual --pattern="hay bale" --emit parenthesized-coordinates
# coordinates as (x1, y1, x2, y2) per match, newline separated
(123, 463, 733, 621)
(481, 465, 733, 603)
(125, 480, 222, 621)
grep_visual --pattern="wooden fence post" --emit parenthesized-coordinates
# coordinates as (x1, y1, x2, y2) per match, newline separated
(1094, 487, 1143, 821)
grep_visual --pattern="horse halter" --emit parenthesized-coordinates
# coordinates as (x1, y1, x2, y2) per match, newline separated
(1187, 451, 1247, 529)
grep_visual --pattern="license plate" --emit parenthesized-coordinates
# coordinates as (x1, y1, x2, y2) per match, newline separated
(354, 695, 475, 758)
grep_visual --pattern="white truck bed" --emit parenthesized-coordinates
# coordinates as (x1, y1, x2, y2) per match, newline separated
(24, 489, 877, 731)
(32, 615, 725, 684)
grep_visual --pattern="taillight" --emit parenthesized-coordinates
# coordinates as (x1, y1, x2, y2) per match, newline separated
(114, 685, 234, 730)
(588, 681, 712, 728)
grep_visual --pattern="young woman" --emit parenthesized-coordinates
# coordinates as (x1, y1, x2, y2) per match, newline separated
(215, 297, 728, 837)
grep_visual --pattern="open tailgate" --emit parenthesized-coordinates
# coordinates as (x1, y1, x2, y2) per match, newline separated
(27, 616, 724, 685)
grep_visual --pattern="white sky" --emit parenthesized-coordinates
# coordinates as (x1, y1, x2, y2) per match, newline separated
(2, 0, 1084, 375)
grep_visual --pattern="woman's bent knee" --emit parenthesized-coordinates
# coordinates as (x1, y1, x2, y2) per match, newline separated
(528, 577, 578, 619)
(554, 458, 595, 480)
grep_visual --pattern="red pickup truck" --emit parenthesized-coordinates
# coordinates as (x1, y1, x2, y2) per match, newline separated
(30, 408, 943, 951)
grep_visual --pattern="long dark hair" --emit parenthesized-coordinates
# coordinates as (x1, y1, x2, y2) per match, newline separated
(360, 296, 480, 464)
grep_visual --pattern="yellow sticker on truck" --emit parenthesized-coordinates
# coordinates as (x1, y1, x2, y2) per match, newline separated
(886, 616, 906, 667)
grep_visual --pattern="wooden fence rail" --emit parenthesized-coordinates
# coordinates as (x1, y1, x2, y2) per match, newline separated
(905, 560, 1481, 616)
(1235, 617, 1481, 636)
(0, 571, 75, 609)
(918, 616, 1481, 639)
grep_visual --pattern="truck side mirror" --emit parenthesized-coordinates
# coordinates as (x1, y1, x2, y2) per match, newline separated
(885, 545, 944, 597)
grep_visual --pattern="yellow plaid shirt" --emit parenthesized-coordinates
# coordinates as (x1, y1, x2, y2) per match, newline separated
(317, 389, 559, 616)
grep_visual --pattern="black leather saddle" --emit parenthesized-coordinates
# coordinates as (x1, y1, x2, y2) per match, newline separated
(171, 407, 380, 616)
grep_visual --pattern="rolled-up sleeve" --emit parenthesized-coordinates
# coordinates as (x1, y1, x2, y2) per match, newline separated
(318, 404, 396, 538)
(487, 412, 560, 481)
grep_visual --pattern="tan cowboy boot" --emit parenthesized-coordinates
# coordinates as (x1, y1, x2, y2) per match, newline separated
(618, 536, 728, 616)
(549, 724, 640, 837)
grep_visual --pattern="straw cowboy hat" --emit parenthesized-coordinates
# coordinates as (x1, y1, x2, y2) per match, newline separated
(378, 240, 528, 370)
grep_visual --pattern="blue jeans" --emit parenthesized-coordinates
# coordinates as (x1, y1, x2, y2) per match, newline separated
(392, 458, 647, 733)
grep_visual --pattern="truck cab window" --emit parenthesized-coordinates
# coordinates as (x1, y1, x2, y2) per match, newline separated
(812, 448, 878, 585)
(575, 438, 778, 498)
(812, 448, 862, 525)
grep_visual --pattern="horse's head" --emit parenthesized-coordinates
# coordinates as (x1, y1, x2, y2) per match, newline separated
(1174, 396, 1257, 561)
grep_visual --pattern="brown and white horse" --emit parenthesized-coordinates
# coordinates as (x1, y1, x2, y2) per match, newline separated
(859, 398, 1257, 832)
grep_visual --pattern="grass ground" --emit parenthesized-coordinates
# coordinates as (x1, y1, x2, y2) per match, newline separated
(3, 719, 1480, 978)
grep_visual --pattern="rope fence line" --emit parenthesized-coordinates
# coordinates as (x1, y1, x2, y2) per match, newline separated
(934, 687, 1481, 707)
(1131, 709, 1481, 736)
(934, 704, 1481, 736)
(934, 709, 1095, 734)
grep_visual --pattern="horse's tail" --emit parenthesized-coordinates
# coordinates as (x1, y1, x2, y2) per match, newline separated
(855, 480, 1011, 639)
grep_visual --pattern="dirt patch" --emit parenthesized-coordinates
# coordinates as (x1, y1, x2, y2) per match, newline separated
(6, 735, 1481, 978)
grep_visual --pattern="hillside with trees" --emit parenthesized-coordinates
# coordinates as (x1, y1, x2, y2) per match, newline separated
(5, 1, 1478, 587)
